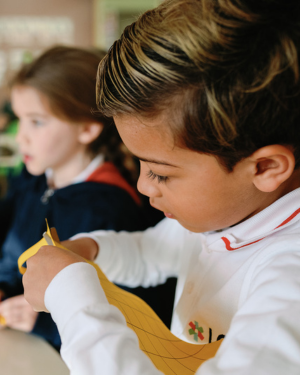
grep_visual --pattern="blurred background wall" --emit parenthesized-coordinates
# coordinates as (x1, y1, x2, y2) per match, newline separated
(0, 0, 161, 193)
(0, 0, 92, 102)
(0, 0, 162, 99)
(94, 0, 161, 50)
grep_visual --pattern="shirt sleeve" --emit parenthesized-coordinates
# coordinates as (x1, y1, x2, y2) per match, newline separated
(71, 218, 185, 288)
(45, 262, 163, 375)
(0, 199, 22, 296)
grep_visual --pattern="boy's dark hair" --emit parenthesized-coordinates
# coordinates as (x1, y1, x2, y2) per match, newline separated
(96, 0, 300, 171)
(11, 45, 137, 185)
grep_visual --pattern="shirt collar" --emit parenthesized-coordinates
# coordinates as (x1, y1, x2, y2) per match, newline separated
(205, 188, 300, 252)
(45, 154, 104, 187)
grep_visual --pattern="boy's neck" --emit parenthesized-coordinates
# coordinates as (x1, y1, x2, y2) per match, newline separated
(279, 168, 300, 198)
(240, 169, 300, 226)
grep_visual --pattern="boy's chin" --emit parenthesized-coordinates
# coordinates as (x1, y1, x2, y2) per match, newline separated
(177, 219, 227, 234)
(176, 219, 206, 233)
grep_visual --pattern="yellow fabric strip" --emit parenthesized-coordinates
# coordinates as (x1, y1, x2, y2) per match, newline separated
(18, 223, 221, 374)
(0, 315, 6, 326)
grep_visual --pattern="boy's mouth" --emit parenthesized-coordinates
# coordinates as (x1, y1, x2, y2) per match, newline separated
(150, 200, 175, 219)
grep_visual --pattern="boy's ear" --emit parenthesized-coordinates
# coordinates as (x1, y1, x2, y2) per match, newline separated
(78, 122, 103, 144)
(251, 145, 295, 192)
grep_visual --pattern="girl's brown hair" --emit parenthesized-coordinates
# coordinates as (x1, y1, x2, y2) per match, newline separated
(97, 0, 300, 171)
(11, 45, 137, 184)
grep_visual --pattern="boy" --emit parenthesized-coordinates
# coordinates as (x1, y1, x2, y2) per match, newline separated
(23, 0, 300, 374)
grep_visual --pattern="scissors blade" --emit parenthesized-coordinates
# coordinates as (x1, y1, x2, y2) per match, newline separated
(43, 232, 54, 246)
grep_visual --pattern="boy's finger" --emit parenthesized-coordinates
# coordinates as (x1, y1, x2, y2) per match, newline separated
(0, 290, 5, 301)
(50, 227, 60, 243)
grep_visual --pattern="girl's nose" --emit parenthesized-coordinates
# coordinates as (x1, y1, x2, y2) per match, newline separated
(15, 123, 27, 145)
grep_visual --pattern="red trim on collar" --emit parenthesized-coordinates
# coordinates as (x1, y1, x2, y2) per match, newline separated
(221, 237, 265, 251)
(275, 208, 300, 229)
(221, 208, 300, 251)
(86, 162, 141, 205)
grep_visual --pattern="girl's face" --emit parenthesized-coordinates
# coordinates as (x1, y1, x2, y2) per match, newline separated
(12, 86, 89, 187)
(114, 114, 271, 233)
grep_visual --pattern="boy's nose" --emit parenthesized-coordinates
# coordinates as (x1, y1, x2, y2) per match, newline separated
(137, 172, 162, 198)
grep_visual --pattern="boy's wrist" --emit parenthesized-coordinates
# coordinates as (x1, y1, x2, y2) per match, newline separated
(62, 238, 99, 261)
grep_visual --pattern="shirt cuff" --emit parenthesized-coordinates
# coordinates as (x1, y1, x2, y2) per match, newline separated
(70, 231, 115, 268)
(45, 262, 108, 332)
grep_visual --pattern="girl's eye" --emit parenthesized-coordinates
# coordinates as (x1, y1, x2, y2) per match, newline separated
(32, 119, 44, 126)
(146, 170, 168, 183)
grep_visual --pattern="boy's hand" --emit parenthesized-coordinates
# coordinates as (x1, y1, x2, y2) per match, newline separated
(50, 227, 99, 261)
(61, 237, 99, 261)
(0, 289, 5, 302)
(23, 245, 86, 312)
(0, 295, 38, 332)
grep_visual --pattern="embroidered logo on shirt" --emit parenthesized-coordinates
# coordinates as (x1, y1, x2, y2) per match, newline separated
(188, 321, 204, 342)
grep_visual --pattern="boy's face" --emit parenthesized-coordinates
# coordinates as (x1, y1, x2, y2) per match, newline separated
(114, 114, 268, 233)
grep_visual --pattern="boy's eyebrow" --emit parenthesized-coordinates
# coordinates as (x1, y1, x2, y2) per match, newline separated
(138, 156, 178, 167)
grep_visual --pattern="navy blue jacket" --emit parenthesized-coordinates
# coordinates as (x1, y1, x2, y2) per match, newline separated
(0, 164, 150, 350)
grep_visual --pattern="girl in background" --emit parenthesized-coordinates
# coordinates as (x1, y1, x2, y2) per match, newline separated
(0, 45, 156, 350)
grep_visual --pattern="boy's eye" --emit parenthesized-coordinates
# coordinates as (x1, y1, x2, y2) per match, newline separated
(146, 170, 168, 183)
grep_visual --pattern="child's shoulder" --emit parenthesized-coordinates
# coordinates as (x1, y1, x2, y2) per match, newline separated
(6, 166, 46, 195)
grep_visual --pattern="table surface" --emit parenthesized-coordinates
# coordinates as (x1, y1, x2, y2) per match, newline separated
(0, 328, 69, 375)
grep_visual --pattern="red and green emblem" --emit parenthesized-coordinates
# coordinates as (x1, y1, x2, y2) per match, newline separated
(188, 321, 204, 342)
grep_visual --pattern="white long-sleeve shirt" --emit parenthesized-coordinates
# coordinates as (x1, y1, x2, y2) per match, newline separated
(45, 188, 300, 374)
